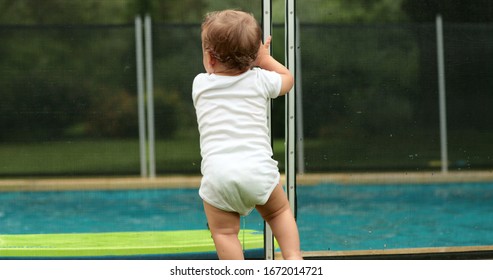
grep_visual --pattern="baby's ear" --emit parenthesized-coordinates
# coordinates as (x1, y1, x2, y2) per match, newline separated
(208, 51, 217, 64)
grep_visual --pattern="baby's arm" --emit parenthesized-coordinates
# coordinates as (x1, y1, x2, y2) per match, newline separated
(254, 36, 294, 96)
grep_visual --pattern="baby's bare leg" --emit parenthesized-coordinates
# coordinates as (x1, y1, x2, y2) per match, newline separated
(256, 183, 303, 260)
(203, 201, 244, 260)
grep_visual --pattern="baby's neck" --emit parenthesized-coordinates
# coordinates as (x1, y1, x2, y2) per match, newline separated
(212, 64, 247, 76)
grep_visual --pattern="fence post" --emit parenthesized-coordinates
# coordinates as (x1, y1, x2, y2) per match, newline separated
(145, 14, 156, 178)
(436, 14, 449, 173)
(285, 0, 297, 216)
(295, 17, 304, 175)
(262, 0, 275, 261)
(135, 16, 147, 178)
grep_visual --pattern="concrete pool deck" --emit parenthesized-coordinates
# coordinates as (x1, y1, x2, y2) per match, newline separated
(1, 170, 493, 192)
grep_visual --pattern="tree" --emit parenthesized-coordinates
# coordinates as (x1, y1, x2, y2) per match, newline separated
(401, 0, 493, 130)
(0, 0, 128, 24)
(128, 0, 206, 22)
(279, 0, 407, 23)
(402, 0, 493, 22)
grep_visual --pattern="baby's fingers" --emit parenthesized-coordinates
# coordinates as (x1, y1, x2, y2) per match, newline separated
(263, 35, 272, 49)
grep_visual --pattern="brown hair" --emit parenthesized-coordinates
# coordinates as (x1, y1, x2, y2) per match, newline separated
(202, 10, 262, 71)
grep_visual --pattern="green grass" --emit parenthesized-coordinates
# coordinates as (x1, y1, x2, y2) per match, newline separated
(0, 140, 142, 176)
(302, 130, 493, 171)
(0, 139, 202, 177)
(1, 131, 492, 177)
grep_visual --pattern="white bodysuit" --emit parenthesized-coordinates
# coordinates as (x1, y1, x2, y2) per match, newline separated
(192, 68, 282, 216)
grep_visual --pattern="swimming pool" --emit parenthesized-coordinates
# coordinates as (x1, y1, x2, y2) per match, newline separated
(1, 181, 492, 253)
(298, 182, 493, 251)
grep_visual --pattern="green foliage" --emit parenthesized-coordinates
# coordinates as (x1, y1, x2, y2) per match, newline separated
(2, 0, 492, 25)
(1, 0, 493, 175)
(401, 0, 493, 22)
(84, 91, 139, 138)
(299, 24, 419, 137)
(0, 28, 87, 140)
(0, 0, 128, 24)
(0, 22, 137, 141)
(153, 89, 179, 139)
(272, 0, 407, 23)
(129, 0, 206, 22)
(0, 0, 412, 25)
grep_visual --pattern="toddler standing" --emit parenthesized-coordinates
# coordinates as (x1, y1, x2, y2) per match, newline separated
(192, 9, 302, 260)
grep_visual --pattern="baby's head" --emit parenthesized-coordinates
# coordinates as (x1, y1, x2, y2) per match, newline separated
(201, 10, 262, 71)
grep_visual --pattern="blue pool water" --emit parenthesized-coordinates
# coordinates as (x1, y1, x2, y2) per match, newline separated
(1, 182, 493, 251)
(298, 182, 493, 251)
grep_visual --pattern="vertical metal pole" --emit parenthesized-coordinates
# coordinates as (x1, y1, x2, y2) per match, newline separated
(262, 0, 275, 261)
(436, 14, 449, 173)
(145, 14, 156, 178)
(135, 16, 147, 177)
(285, 0, 297, 216)
(295, 17, 304, 175)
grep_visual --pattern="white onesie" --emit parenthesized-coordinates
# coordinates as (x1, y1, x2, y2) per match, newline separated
(192, 67, 282, 216)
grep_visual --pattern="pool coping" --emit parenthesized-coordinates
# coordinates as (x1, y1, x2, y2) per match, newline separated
(1, 170, 493, 192)
(276, 245, 493, 260)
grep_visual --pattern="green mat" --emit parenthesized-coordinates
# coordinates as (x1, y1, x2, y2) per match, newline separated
(0, 230, 264, 258)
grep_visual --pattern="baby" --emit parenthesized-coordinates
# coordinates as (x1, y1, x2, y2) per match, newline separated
(192, 9, 302, 260)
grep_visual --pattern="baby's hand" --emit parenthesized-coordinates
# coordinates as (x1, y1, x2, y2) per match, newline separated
(252, 35, 293, 94)
(254, 36, 272, 67)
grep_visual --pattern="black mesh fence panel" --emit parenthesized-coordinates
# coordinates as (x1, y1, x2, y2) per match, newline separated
(1, 22, 492, 175)
(0, 24, 140, 176)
